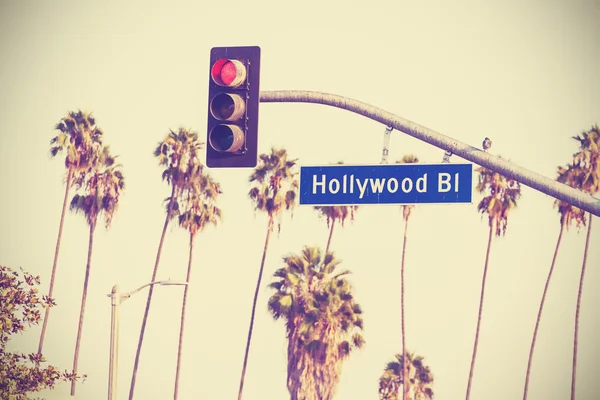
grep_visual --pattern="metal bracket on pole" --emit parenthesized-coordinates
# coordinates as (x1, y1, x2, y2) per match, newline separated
(381, 126, 393, 164)
(442, 150, 453, 163)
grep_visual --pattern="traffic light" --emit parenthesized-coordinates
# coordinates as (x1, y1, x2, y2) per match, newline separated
(206, 46, 261, 168)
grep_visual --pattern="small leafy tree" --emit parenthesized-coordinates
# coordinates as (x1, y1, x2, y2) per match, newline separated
(1, 264, 84, 400)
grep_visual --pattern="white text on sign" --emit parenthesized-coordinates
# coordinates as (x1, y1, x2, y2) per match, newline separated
(312, 173, 460, 199)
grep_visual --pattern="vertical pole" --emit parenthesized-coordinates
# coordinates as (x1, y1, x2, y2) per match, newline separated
(115, 295, 120, 399)
(108, 285, 120, 400)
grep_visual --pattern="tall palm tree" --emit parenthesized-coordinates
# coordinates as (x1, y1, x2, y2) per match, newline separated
(238, 147, 299, 400)
(129, 128, 203, 400)
(39, 110, 104, 355)
(568, 125, 599, 400)
(314, 162, 359, 254)
(268, 246, 365, 400)
(522, 165, 586, 400)
(69, 151, 125, 395)
(379, 351, 434, 400)
(173, 171, 222, 400)
(396, 154, 419, 400)
(465, 163, 521, 400)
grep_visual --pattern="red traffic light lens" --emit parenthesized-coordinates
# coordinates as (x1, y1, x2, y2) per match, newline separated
(209, 124, 244, 153)
(210, 93, 246, 121)
(211, 59, 247, 87)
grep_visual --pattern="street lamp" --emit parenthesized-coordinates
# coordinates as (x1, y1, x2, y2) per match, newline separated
(107, 280, 187, 400)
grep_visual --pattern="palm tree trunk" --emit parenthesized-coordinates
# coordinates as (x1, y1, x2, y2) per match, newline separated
(325, 218, 336, 255)
(70, 220, 95, 396)
(174, 232, 195, 400)
(238, 215, 274, 400)
(401, 217, 410, 400)
(38, 167, 73, 355)
(129, 185, 177, 400)
(571, 214, 593, 400)
(523, 223, 564, 400)
(465, 221, 494, 400)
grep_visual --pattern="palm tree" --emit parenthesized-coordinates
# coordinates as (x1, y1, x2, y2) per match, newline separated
(69, 150, 125, 395)
(39, 110, 104, 355)
(379, 352, 434, 400)
(238, 147, 299, 400)
(314, 162, 359, 254)
(129, 128, 203, 400)
(522, 165, 586, 400)
(568, 125, 599, 400)
(465, 163, 521, 400)
(173, 171, 222, 400)
(268, 246, 365, 400)
(313, 203, 358, 254)
(396, 154, 419, 400)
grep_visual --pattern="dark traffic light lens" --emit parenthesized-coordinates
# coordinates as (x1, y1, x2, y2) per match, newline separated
(209, 124, 244, 153)
(214, 128, 233, 149)
(210, 93, 246, 121)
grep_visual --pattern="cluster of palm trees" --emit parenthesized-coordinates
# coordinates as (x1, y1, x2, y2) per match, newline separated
(128, 128, 221, 400)
(463, 127, 599, 400)
(523, 126, 599, 400)
(39, 109, 598, 400)
(40, 110, 125, 396)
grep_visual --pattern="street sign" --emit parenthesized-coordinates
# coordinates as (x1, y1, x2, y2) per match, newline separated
(299, 163, 473, 205)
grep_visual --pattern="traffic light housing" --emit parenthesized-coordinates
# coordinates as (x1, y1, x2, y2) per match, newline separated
(206, 46, 261, 168)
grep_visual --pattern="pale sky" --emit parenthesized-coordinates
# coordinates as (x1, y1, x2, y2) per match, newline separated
(1, 1, 599, 399)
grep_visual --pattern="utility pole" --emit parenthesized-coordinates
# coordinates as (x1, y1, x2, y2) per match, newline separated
(108, 280, 187, 400)
(259, 90, 600, 217)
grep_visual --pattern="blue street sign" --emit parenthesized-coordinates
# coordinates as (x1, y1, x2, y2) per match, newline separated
(299, 163, 473, 205)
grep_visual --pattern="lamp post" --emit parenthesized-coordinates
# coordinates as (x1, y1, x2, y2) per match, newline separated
(107, 280, 187, 400)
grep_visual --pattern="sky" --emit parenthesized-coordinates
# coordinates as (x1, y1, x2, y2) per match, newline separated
(1, 1, 599, 399)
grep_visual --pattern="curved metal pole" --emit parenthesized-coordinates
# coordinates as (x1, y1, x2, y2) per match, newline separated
(259, 90, 600, 217)
(124, 280, 188, 300)
(124, 281, 158, 299)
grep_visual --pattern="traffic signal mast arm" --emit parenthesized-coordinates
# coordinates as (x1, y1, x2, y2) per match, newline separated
(259, 90, 600, 217)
